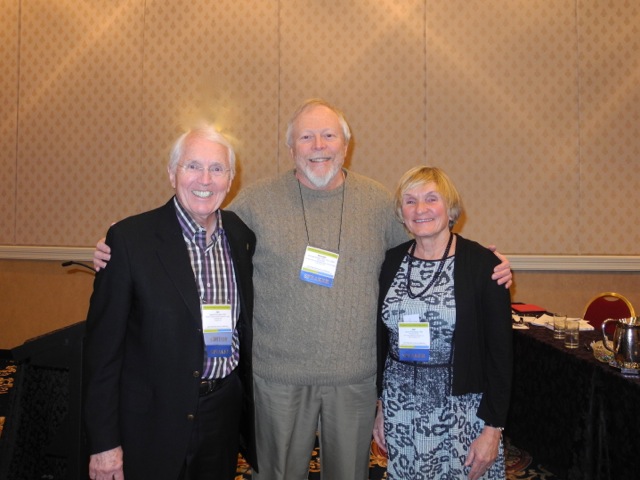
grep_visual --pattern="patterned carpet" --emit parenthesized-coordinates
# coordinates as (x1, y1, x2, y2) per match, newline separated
(0, 361, 15, 440)
(234, 435, 560, 480)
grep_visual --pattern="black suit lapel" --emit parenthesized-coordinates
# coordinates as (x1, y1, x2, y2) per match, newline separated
(220, 210, 253, 309)
(222, 214, 250, 272)
(154, 201, 202, 323)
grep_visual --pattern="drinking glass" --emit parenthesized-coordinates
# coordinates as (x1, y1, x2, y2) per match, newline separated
(564, 318, 580, 348)
(553, 314, 567, 339)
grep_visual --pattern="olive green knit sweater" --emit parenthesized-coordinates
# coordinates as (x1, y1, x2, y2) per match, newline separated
(230, 169, 407, 385)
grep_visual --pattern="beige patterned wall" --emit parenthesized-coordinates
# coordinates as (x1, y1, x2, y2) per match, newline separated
(427, 0, 581, 253)
(14, 0, 146, 245)
(0, 1, 19, 245)
(579, 0, 640, 253)
(1, 0, 639, 254)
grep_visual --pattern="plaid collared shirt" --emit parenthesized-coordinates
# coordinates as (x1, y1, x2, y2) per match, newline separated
(173, 197, 240, 379)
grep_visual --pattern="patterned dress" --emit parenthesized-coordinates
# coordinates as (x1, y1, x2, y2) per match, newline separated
(380, 252, 506, 480)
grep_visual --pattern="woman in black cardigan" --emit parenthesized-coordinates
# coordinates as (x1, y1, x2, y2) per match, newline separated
(373, 166, 512, 480)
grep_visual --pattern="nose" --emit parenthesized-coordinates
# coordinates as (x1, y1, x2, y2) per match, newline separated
(312, 134, 325, 150)
(198, 168, 213, 183)
(415, 200, 428, 213)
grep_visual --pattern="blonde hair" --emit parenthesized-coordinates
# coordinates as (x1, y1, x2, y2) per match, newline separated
(394, 166, 463, 229)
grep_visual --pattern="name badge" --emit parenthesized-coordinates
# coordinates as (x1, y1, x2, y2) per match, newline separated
(398, 314, 430, 362)
(299, 246, 339, 288)
(202, 304, 233, 358)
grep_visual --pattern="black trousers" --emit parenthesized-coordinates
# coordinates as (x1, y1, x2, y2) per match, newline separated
(179, 370, 242, 480)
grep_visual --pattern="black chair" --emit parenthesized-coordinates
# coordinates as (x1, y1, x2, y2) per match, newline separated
(0, 321, 87, 480)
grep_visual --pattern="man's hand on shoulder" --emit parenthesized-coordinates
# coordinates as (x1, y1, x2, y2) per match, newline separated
(487, 245, 512, 289)
(93, 238, 111, 272)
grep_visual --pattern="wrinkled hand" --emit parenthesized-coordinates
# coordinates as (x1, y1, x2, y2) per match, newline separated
(89, 445, 124, 480)
(464, 427, 501, 480)
(93, 238, 111, 272)
(487, 245, 512, 289)
(372, 401, 387, 456)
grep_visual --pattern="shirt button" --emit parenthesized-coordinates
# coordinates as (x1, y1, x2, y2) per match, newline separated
(187, 414, 195, 421)
(193, 371, 200, 378)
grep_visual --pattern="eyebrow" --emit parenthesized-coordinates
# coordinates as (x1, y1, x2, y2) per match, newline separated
(403, 191, 439, 197)
(299, 126, 339, 134)
(185, 159, 226, 165)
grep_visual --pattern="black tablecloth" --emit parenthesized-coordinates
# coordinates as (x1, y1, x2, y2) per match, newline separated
(506, 325, 640, 480)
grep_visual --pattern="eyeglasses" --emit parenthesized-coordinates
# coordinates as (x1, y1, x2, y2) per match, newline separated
(178, 162, 230, 177)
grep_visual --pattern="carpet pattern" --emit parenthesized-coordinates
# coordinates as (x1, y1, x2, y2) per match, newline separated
(0, 361, 16, 440)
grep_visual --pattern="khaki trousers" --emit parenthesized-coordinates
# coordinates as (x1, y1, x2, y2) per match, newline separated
(252, 373, 377, 480)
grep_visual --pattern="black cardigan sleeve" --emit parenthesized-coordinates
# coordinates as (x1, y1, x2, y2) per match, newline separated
(452, 236, 513, 427)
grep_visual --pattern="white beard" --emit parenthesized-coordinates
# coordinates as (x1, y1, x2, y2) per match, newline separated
(297, 160, 342, 189)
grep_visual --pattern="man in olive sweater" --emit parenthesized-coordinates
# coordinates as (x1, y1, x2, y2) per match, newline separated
(231, 160, 406, 480)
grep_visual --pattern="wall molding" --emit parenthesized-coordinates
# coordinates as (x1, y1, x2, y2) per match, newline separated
(507, 255, 640, 271)
(0, 246, 96, 262)
(0, 246, 639, 271)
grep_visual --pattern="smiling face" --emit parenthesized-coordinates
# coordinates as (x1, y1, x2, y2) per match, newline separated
(168, 133, 232, 229)
(289, 104, 348, 190)
(401, 181, 452, 242)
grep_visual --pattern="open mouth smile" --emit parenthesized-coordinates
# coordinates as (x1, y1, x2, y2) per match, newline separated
(193, 190, 214, 198)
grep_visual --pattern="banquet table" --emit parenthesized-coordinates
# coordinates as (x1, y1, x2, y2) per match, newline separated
(505, 323, 640, 480)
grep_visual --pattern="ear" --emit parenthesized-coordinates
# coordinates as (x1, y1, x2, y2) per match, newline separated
(168, 166, 176, 189)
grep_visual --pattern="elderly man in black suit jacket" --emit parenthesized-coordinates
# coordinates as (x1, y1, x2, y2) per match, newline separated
(83, 126, 257, 480)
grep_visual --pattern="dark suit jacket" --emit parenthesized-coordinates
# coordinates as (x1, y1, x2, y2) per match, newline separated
(83, 198, 257, 479)
(376, 234, 513, 427)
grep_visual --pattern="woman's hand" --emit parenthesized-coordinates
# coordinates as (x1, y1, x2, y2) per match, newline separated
(464, 425, 501, 480)
(372, 400, 387, 456)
